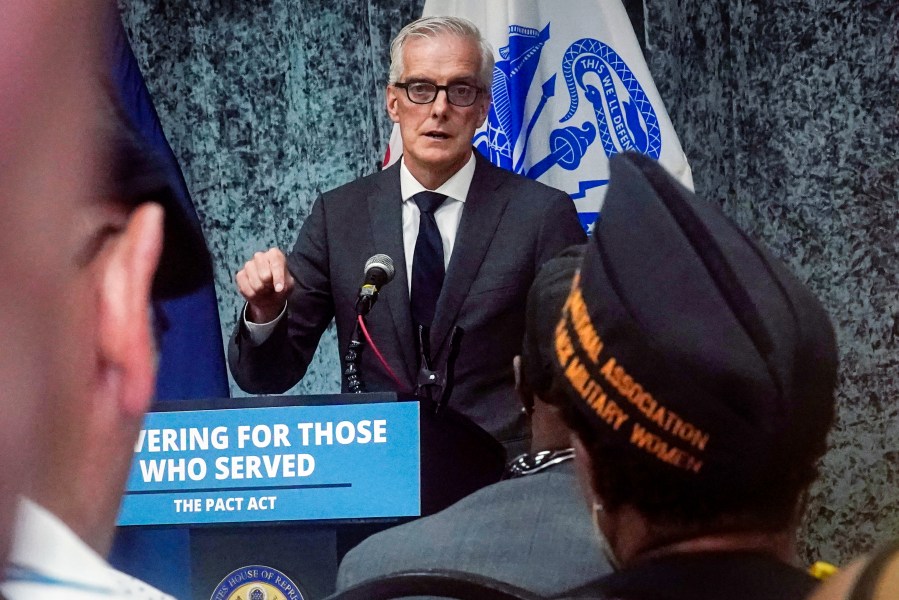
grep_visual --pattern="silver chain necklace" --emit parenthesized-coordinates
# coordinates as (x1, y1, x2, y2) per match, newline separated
(503, 448, 575, 479)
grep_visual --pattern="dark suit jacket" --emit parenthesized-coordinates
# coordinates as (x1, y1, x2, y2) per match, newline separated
(229, 152, 586, 446)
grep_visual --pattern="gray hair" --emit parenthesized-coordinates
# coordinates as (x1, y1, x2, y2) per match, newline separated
(388, 16, 495, 91)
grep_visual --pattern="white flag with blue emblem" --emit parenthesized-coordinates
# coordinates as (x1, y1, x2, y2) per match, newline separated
(384, 0, 693, 232)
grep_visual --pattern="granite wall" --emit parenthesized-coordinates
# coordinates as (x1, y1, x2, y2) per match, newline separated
(121, 0, 897, 564)
(644, 0, 899, 564)
(120, 0, 424, 397)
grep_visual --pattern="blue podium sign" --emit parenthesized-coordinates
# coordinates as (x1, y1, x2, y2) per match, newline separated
(118, 401, 420, 526)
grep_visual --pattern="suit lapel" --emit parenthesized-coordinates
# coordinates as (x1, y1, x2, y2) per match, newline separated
(368, 164, 417, 383)
(431, 154, 511, 354)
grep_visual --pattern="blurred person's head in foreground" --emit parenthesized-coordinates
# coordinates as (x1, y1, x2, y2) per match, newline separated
(549, 152, 838, 570)
(25, 87, 211, 556)
(0, 0, 109, 562)
(0, 0, 211, 561)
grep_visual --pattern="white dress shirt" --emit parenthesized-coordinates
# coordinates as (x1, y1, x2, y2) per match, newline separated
(398, 151, 474, 288)
(2, 498, 175, 600)
(244, 151, 477, 344)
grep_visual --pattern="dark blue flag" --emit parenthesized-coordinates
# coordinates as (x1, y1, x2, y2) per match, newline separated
(106, 10, 230, 599)
(108, 17, 229, 402)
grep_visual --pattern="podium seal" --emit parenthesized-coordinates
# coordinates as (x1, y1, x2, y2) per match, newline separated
(211, 565, 305, 600)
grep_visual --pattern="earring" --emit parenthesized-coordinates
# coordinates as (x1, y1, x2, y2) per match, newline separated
(591, 499, 621, 571)
(590, 500, 604, 536)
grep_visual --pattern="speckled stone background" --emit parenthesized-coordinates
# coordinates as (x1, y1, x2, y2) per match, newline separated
(121, 0, 897, 565)
(643, 0, 899, 565)
(120, 0, 424, 398)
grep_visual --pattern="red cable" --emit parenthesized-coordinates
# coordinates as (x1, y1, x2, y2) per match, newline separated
(357, 314, 407, 392)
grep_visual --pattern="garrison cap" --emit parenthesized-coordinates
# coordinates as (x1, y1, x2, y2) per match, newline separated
(552, 152, 838, 487)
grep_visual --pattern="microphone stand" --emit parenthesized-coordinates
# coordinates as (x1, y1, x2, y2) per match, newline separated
(344, 321, 365, 393)
(345, 294, 376, 394)
(344, 254, 396, 393)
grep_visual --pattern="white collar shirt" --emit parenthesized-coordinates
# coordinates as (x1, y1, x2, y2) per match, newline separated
(399, 151, 476, 294)
(1, 498, 175, 600)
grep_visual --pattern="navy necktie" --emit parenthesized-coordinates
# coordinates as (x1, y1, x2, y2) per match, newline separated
(411, 191, 448, 327)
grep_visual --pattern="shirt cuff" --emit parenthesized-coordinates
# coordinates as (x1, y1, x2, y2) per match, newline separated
(242, 302, 287, 345)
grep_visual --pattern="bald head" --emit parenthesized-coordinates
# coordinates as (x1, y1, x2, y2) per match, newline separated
(0, 0, 107, 560)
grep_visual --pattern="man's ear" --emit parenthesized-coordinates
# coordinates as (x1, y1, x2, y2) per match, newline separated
(97, 202, 163, 418)
(475, 93, 491, 128)
(385, 85, 401, 123)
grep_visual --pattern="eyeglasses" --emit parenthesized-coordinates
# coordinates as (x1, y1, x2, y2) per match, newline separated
(393, 82, 484, 107)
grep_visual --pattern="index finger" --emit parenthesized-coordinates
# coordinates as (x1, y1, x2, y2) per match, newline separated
(265, 248, 288, 292)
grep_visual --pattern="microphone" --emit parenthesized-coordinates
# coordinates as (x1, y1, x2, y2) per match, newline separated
(356, 254, 395, 315)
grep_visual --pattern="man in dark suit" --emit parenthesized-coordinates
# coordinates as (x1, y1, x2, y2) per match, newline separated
(335, 246, 611, 597)
(229, 16, 585, 451)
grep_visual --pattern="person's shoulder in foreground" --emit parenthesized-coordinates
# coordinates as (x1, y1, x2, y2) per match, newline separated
(337, 464, 603, 597)
(806, 540, 899, 600)
(5, 500, 175, 600)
